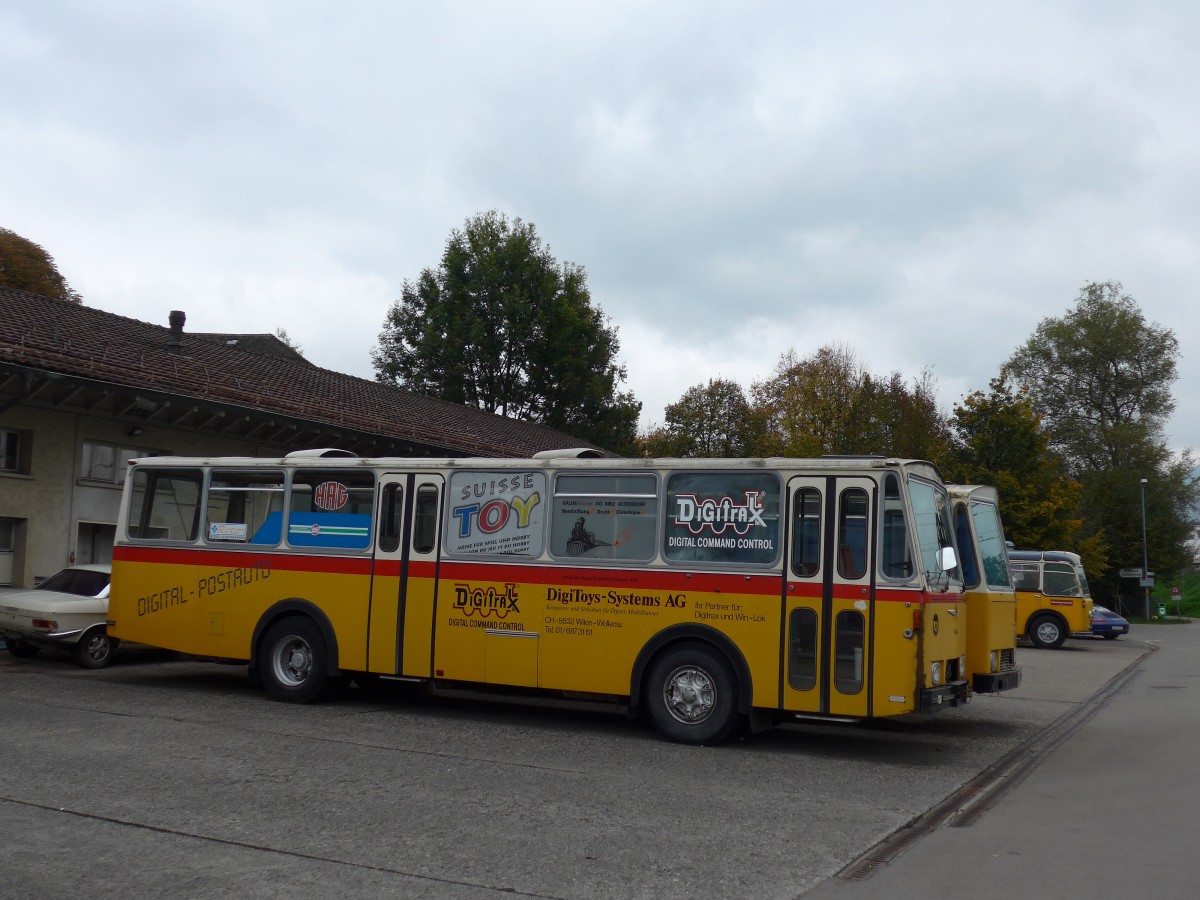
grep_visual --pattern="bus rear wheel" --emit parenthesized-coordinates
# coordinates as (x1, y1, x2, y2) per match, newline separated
(1028, 614, 1067, 650)
(261, 617, 329, 703)
(644, 642, 741, 745)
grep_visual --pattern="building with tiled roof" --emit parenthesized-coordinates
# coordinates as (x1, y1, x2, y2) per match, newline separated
(0, 287, 595, 586)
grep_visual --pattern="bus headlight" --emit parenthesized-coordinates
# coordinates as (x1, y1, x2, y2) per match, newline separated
(931, 661, 943, 686)
(990, 650, 999, 673)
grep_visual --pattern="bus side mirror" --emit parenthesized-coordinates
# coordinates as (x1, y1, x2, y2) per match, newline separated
(937, 546, 958, 572)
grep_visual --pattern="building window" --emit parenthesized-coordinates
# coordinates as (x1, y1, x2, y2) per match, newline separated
(1, 429, 30, 474)
(0, 518, 23, 586)
(81, 442, 163, 485)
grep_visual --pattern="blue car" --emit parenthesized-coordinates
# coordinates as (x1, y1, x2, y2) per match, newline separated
(1086, 605, 1130, 640)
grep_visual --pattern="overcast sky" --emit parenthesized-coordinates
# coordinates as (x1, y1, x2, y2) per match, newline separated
(3, 1, 1197, 455)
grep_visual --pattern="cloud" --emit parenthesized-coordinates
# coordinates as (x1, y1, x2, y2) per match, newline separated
(3, 0, 1199, 453)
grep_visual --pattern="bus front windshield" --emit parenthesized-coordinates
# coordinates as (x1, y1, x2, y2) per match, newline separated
(1075, 565, 1092, 597)
(908, 479, 960, 588)
(969, 501, 1013, 589)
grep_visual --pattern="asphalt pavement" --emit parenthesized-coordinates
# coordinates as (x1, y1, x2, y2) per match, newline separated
(805, 622, 1199, 899)
(0, 614, 1186, 899)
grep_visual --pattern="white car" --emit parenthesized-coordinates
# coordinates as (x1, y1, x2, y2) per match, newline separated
(0, 564, 119, 668)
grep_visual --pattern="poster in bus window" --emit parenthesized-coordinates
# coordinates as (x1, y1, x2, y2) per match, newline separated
(664, 472, 780, 565)
(551, 496, 657, 560)
(447, 471, 547, 557)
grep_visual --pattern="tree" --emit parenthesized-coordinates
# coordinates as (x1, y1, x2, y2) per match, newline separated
(0, 228, 82, 303)
(1003, 281, 1197, 601)
(1004, 281, 1176, 474)
(750, 345, 867, 457)
(274, 328, 304, 357)
(372, 212, 640, 453)
(641, 378, 763, 458)
(749, 344, 950, 461)
(946, 376, 1105, 573)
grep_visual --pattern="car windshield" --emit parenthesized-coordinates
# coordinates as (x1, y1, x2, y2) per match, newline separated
(35, 568, 110, 597)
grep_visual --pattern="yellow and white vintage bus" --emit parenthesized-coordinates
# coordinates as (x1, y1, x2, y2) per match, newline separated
(1008, 549, 1095, 649)
(109, 450, 971, 744)
(949, 485, 1021, 693)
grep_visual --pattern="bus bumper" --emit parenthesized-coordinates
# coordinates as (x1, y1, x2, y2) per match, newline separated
(919, 679, 971, 713)
(972, 668, 1021, 694)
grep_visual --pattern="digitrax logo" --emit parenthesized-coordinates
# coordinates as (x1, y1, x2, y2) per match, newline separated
(453, 583, 521, 618)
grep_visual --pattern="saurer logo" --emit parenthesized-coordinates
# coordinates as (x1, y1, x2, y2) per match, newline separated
(453, 583, 520, 618)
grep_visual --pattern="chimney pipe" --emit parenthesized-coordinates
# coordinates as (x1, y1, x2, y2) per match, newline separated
(168, 310, 186, 353)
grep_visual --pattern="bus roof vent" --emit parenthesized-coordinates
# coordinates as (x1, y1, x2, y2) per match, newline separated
(285, 448, 358, 459)
(532, 448, 604, 459)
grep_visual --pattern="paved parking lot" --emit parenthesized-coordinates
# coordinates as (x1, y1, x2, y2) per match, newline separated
(0, 635, 1149, 899)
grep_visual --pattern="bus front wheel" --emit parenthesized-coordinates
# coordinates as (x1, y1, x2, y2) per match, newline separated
(1028, 614, 1067, 650)
(261, 617, 329, 703)
(644, 642, 741, 746)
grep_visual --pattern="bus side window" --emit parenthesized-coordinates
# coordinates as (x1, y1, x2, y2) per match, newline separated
(288, 469, 375, 550)
(413, 486, 439, 554)
(127, 468, 203, 541)
(205, 470, 285, 545)
(838, 488, 869, 579)
(1012, 563, 1040, 592)
(954, 504, 980, 588)
(791, 488, 821, 577)
(881, 473, 912, 578)
(378, 484, 403, 553)
(788, 608, 817, 690)
(834, 610, 865, 694)
(1043, 563, 1080, 596)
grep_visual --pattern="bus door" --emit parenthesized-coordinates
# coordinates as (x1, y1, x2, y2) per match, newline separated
(367, 473, 443, 677)
(783, 476, 876, 718)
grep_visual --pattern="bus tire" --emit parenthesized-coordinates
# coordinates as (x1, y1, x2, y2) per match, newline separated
(1028, 614, 1067, 650)
(643, 642, 741, 746)
(73, 628, 119, 669)
(260, 616, 329, 703)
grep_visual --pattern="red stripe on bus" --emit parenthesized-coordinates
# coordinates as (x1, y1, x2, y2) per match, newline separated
(113, 546, 960, 602)
(113, 545, 372, 576)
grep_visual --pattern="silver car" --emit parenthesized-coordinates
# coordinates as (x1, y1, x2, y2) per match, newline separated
(1, 565, 118, 668)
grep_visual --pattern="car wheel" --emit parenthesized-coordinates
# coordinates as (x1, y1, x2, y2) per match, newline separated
(74, 628, 120, 668)
(1102, 633, 1120, 640)
(260, 616, 330, 703)
(1028, 614, 1067, 649)
(5, 638, 41, 658)
(643, 642, 742, 745)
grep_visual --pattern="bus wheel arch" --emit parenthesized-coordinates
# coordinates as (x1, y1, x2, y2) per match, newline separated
(1027, 612, 1068, 649)
(631, 626, 752, 745)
